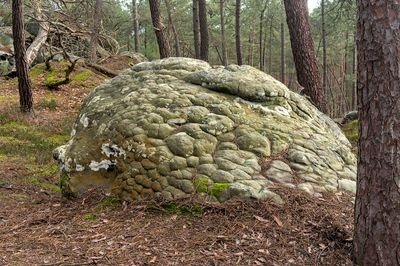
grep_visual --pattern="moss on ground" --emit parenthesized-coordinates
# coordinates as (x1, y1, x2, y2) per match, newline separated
(211, 183, 230, 198)
(160, 202, 203, 216)
(342, 120, 358, 144)
(82, 213, 97, 221)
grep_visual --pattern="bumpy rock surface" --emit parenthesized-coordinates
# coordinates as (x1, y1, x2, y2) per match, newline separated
(54, 58, 357, 203)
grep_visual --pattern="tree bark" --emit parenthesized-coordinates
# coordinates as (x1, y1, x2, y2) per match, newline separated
(89, 0, 103, 63)
(12, 0, 33, 113)
(283, 0, 326, 112)
(280, 3, 285, 84)
(352, 32, 357, 110)
(219, 0, 227, 66)
(259, 2, 267, 71)
(321, 0, 328, 109)
(353, 1, 400, 264)
(268, 16, 273, 74)
(132, 0, 140, 52)
(26, 0, 49, 67)
(235, 0, 242, 65)
(198, 0, 209, 61)
(192, 0, 200, 59)
(164, 0, 180, 56)
(149, 0, 171, 58)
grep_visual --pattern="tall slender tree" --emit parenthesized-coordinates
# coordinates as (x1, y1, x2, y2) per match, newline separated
(198, 0, 209, 61)
(353, 0, 400, 264)
(149, 0, 171, 58)
(132, 0, 140, 52)
(192, 0, 200, 59)
(235, 0, 243, 65)
(283, 0, 326, 112)
(280, 2, 285, 84)
(12, 0, 33, 113)
(164, 0, 181, 56)
(219, 0, 227, 66)
(89, 0, 103, 63)
(259, 1, 268, 71)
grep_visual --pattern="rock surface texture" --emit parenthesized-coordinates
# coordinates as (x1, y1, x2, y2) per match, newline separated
(54, 58, 357, 203)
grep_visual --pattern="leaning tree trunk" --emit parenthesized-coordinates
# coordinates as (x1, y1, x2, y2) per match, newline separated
(259, 2, 267, 71)
(192, 0, 200, 59)
(89, 0, 103, 63)
(164, 0, 181, 56)
(235, 0, 242, 65)
(219, 0, 227, 66)
(283, 0, 326, 113)
(12, 0, 33, 113)
(353, 1, 400, 264)
(26, 0, 49, 67)
(132, 0, 140, 52)
(149, 0, 171, 58)
(198, 0, 209, 61)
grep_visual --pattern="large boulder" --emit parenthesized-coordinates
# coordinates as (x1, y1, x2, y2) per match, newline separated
(54, 58, 357, 203)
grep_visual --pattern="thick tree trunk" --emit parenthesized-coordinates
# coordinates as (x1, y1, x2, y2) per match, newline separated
(352, 33, 357, 110)
(353, 1, 400, 264)
(235, 0, 242, 65)
(283, 0, 326, 112)
(12, 0, 33, 113)
(219, 0, 227, 66)
(26, 0, 49, 67)
(198, 0, 209, 61)
(89, 0, 102, 63)
(164, 0, 181, 56)
(132, 0, 140, 52)
(149, 0, 171, 58)
(321, 0, 328, 110)
(192, 0, 200, 59)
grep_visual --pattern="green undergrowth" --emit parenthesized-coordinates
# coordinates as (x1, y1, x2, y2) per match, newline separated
(82, 213, 97, 221)
(342, 120, 358, 144)
(95, 196, 122, 211)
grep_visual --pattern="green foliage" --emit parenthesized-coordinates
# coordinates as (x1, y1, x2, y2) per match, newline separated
(194, 177, 210, 193)
(96, 196, 122, 210)
(26, 176, 61, 192)
(82, 213, 97, 221)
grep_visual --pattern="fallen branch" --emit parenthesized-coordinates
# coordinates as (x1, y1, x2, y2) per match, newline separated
(85, 63, 118, 78)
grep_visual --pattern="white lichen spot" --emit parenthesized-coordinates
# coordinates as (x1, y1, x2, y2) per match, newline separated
(80, 114, 89, 128)
(70, 129, 76, 137)
(274, 106, 290, 116)
(76, 164, 85, 172)
(101, 143, 126, 159)
(89, 160, 116, 171)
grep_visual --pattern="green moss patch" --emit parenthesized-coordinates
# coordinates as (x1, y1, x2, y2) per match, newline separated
(82, 213, 97, 221)
(211, 183, 230, 198)
(342, 120, 358, 144)
(194, 177, 210, 193)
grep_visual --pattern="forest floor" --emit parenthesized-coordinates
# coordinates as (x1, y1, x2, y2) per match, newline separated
(0, 62, 355, 265)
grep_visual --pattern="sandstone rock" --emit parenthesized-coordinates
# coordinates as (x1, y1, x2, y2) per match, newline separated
(54, 57, 357, 203)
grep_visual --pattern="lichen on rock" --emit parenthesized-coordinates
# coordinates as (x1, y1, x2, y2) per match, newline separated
(53, 57, 357, 204)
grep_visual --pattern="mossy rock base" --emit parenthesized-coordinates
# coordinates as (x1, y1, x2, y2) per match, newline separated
(54, 58, 357, 204)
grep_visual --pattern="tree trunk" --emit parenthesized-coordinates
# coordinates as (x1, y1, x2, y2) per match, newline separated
(89, 0, 102, 63)
(26, 0, 49, 67)
(12, 0, 33, 113)
(198, 0, 209, 61)
(353, 1, 400, 264)
(164, 0, 181, 56)
(247, 25, 255, 65)
(352, 32, 357, 110)
(268, 16, 273, 74)
(283, 0, 326, 112)
(321, 0, 328, 110)
(280, 3, 285, 84)
(259, 2, 267, 71)
(149, 0, 171, 58)
(219, 0, 227, 66)
(192, 0, 200, 59)
(132, 0, 140, 52)
(235, 0, 243, 65)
